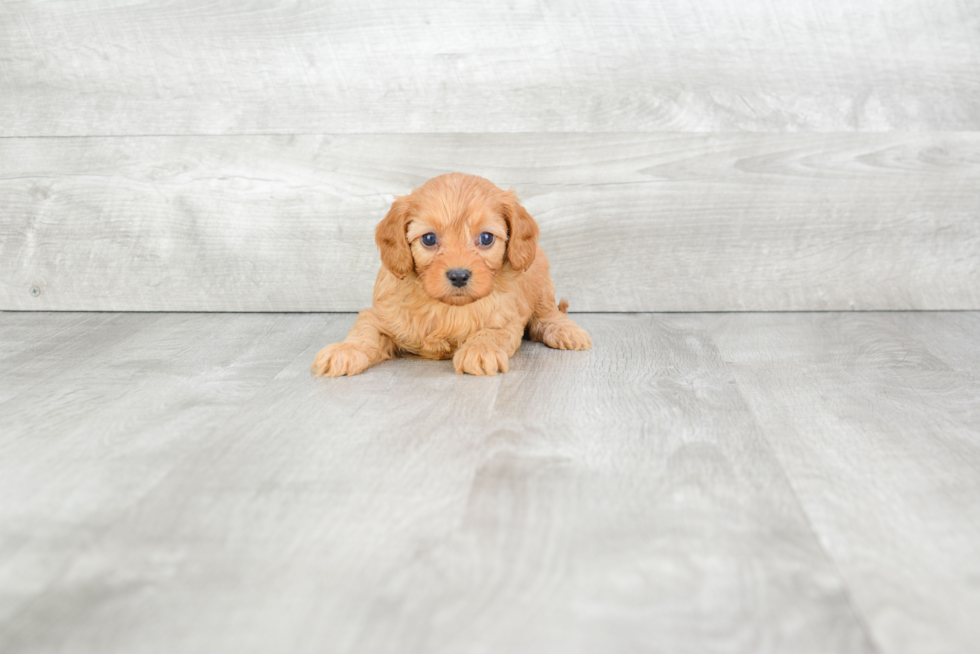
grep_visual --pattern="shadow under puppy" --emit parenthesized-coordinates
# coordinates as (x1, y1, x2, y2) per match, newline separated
(312, 173, 591, 377)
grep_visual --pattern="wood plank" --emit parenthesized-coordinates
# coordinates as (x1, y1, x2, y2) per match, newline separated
(0, 312, 118, 379)
(0, 313, 875, 653)
(2, 0, 978, 135)
(2, 133, 978, 312)
(708, 312, 980, 654)
(887, 312, 980, 375)
(0, 312, 340, 635)
(0, 312, 164, 403)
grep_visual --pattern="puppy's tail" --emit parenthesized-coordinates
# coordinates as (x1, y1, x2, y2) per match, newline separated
(557, 299, 569, 314)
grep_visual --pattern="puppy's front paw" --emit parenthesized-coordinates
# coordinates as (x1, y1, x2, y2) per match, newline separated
(540, 322, 592, 351)
(453, 343, 509, 376)
(311, 343, 371, 377)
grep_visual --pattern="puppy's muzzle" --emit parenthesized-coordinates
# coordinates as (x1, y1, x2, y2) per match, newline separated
(446, 268, 471, 288)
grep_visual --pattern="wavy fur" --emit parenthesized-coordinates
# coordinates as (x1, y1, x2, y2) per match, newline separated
(312, 173, 591, 377)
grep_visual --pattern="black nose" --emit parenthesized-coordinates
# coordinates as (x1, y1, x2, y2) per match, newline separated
(446, 268, 471, 288)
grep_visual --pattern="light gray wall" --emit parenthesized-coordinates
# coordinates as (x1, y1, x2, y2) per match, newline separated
(2, 0, 978, 311)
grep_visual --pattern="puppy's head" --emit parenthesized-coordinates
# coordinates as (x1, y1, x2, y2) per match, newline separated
(375, 173, 539, 306)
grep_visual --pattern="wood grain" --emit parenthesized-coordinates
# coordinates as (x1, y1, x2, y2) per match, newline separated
(0, 312, 878, 654)
(2, 133, 978, 312)
(2, 0, 978, 135)
(5, 311, 979, 651)
(709, 312, 980, 654)
(0, 312, 338, 640)
(0, 312, 163, 403)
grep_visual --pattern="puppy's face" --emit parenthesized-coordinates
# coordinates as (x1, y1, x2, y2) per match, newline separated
(405, 199, 507, 305)
(375, 174, 540, 306)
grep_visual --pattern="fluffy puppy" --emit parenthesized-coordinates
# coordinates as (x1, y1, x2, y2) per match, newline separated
(311, 173, 591, 377)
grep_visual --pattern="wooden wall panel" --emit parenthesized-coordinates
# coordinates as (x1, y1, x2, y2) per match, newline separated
(2, 0, 979, 135)
(3, 133, 977, 312)
(3, 0, 977, 311)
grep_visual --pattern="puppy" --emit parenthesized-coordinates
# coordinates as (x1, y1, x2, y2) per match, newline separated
(311, 173, 591, 377)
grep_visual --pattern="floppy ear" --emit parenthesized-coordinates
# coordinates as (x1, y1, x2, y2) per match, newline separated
(374, 195, 415, 279)
(501, 190, 539, 272)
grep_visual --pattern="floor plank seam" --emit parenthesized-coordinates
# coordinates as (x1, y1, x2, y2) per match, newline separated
(716, 351, 886, 654)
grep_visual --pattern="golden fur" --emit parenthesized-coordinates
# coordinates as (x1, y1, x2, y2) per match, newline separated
(311, 173, 591, 377)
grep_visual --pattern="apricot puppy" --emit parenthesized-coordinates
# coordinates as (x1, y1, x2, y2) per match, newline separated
(311, 173, 591, 377)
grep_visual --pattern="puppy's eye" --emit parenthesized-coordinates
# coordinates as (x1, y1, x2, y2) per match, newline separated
(479, 232, 495, 246)
(421, 233, 437, 247)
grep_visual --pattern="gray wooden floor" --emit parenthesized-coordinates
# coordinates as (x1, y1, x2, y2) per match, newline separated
(1, 311, 979, 654)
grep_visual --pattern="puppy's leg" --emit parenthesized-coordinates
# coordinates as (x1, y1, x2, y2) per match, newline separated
(454, 325, 523, 376)
(528, 299, 592, 351)
(311, 310, 397, 377)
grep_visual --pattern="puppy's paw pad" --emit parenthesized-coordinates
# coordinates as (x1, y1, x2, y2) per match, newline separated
(453, 344, 509, 376)
(311, 343, 371, 377)
(542, 324, 592, 351)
